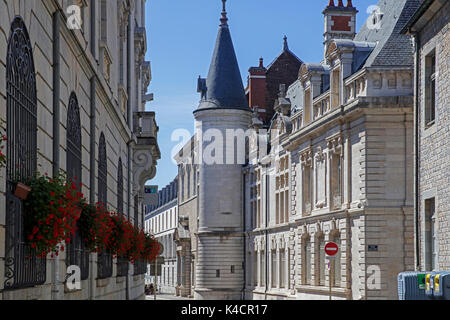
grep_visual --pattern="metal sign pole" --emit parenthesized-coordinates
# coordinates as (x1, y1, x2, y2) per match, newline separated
(329, 262, 332, 301)
(154, 258, 157, 300)
(325, 242, 339, 301)
(328, 258, 332, 301)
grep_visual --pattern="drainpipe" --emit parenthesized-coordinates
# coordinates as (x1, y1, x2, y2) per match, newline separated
(264, 173, 269, 300)
(126, 10, 133, 300)
(126, 141, 133, 300)
(413, 33, 421, 271)
(89, 77, 97, 300)
(51, 9, 61, 301)
(242, 170, 246, 300)
(127, 13, 133, 130)
(89, 0, 97, 301)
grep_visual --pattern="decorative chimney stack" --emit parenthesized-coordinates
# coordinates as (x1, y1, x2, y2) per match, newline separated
(248, 57, 267, 122)
(323, 0, 358, 58)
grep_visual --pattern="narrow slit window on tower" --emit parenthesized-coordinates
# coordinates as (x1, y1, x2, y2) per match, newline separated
(216, 269, 221, 278)
(425, 50, 437, 127)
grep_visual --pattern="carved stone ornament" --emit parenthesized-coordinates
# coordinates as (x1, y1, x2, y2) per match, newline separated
(133, 148, 156, 196)
(300, 149, 313, 167)
(315, 146, 325, 162)
(327, 134, 344, 158)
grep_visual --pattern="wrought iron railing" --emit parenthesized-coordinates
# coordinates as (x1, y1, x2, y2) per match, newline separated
(4, 192, 46, 289)
(116, 256, 129, 277)
(134, 259, 147, 276)
(97, 251, 113, 279)
(66, 228, 90, 281)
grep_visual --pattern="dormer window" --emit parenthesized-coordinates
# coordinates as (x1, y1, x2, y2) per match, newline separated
(331, 67, 341, 108)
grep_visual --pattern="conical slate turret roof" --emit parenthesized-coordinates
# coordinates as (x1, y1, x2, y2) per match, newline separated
(195, 1, 250, 113)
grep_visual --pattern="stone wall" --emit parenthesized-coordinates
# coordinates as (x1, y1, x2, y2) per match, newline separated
(417, 0, 450, 271)
(0, 0, 148, 300)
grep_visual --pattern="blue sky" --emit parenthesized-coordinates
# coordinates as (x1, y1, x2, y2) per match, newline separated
(144, 0, 377, 189)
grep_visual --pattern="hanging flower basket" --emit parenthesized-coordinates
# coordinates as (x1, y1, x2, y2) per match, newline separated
(14, 182, 32, 200)
(22, 173, 84, 257)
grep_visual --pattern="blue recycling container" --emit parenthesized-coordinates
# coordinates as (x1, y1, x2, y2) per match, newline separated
(398, 272, 429, 300)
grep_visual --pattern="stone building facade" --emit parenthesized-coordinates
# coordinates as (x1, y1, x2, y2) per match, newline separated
(402, 0, 450, 272)
(0, 0, 159, 300)
(174, 135, 198, 298)
(243, 0, 420, 301)
(145, 178, 178, 294)
(176, 0, 423, 300)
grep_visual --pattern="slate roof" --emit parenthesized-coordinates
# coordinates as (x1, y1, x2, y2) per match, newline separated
(195, 10, 250, 112)
(266, 37, 303, 70)
(354, 0, 423, 68)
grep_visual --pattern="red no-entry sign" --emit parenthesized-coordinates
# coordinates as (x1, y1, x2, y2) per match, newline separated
(325, 242, 339, 256)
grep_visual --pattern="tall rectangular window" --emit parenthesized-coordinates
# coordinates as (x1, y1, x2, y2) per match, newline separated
(284, 186, 289, 223)
(331, 155, 342, 210)
(276, 156, 289, 225)
(287, 248, 291, 289)
(276, 193, 280, 224)
(271, 250, 277, 288)
(260, 250, 265, 287)
(280, 249, 286, 288)
(304, 89, 311, 124)
(100, 0, 107, 41)
(253, 252, 258, 287)
(303, 165, 312, 215)
(332, 235, 342, 287)
(318, 237, 326, 286)
(425, 51, 436, 127)
(303, 239, 311, 285)
(331, 68, 341, 108)
(425, 198, 437, 270)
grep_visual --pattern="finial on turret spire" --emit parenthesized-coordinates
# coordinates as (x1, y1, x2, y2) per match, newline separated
(220, 0, 228, 27)
(283, 35, 289, 51)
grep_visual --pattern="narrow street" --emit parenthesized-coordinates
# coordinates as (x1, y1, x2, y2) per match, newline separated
(145, 294, 193, 301)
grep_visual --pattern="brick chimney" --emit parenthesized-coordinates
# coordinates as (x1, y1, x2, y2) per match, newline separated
(323, 0, 358, 58)
(248, 57, 267, 122)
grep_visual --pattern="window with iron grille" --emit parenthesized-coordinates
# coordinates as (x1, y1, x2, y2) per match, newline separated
(4, 17, 46, 290)
(116, 256, 128, 277)
(97, 133, 112, 279)
(98, 133, 107, 206)
(134, 259, 147, 275)
(66, 92, 89, 280)
(117, 158, 124, 214)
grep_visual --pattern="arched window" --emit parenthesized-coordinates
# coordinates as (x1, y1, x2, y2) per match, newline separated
(66, 93, 82, 185)
(117, 158, 124, 214)
(98, 133, 107, 205)
(4, 17, 46, 289)
(97, 132, 112, 278)
(66, 92, 89, 280)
